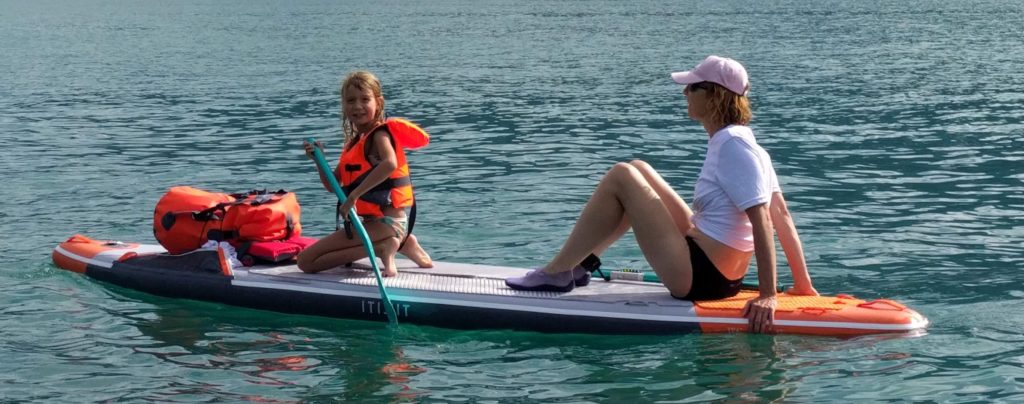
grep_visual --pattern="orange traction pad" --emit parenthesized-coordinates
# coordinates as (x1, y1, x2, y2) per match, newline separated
(693, 291, 919, 335)
(694, 290, 865, 312)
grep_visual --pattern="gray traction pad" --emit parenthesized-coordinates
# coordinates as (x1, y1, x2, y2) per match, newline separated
(241, 258, 688, 305)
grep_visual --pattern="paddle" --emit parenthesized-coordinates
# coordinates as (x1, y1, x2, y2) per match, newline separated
(307, 137, 399, 325)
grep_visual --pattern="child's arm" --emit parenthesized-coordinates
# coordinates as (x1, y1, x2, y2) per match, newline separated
(340, 129, 398, 212)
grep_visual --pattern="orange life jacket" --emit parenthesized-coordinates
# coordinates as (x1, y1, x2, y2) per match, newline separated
(339, 118, 429, 217)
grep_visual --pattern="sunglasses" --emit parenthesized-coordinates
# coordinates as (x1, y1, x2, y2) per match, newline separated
(686, 82, 715, 93)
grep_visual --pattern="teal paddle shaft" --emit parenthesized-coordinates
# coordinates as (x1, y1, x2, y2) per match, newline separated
(307, 137, 398, 325)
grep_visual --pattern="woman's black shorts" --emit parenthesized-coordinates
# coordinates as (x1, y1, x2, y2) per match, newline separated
(672, 236, 744, 301)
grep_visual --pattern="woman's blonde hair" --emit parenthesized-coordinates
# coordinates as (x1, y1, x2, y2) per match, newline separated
(340, 71, 386, 148)
(702, 83, 752, 127)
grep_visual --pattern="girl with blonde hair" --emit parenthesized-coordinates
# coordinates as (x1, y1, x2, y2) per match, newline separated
(299, 71, 432, 276)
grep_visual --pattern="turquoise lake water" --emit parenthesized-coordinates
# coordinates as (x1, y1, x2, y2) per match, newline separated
(2, 0, 1023, 401)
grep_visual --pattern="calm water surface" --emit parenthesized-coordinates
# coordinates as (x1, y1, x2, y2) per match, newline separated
(2, 0, 1023, 401)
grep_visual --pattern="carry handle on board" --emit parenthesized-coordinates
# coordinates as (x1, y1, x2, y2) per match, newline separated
(307, 137, 398, 325)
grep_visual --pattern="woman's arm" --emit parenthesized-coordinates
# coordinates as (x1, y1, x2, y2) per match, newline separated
(769, 192, 817, 296)
(742, 202, 778, 334)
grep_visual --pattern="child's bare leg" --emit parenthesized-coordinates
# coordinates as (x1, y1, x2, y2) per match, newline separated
(399, 234, 433, 268)
(379, 236, 401, 277)
(298, 230, 366, 273)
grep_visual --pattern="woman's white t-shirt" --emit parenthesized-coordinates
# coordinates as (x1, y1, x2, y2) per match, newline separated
(691, 125, 780, 252)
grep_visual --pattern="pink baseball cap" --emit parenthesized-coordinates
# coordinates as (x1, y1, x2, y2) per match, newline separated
(671, 55, 750, 96)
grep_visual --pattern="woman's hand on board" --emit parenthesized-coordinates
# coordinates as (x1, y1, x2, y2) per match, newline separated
(741, 294, 778, 334)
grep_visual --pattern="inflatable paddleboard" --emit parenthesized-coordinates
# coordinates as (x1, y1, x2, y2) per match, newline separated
(52, 235, 928, 336)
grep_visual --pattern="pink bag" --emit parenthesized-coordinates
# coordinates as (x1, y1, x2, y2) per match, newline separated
(236, 236, 318, 266)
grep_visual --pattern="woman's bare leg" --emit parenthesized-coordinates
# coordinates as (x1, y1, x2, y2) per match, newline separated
(629, 160, 695, 234)
(541, 162, 694, 296)
(587, 160, 695, 256)
(588, 218, 630, 257)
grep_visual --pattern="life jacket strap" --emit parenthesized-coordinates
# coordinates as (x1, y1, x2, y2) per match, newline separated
(398, 200, 417, 250)
(342, 172, 411, 206)
(206, 229, 238, 242)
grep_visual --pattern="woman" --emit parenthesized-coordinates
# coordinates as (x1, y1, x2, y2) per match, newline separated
(505, 56, 818, 333)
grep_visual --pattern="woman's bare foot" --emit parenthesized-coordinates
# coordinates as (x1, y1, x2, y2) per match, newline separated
(399, 234, 433, 268)
(382, 267, 398, 277)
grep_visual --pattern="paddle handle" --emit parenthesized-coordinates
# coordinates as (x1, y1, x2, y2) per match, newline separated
(307, 137, 398, 325)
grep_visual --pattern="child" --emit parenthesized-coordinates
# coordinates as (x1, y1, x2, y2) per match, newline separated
(298, 71, 433, 276)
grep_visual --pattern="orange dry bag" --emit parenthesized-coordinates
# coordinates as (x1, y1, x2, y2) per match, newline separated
(223, 190, 302, 242)
(153, 186, 237, 254)
(153, 187, 302, 255)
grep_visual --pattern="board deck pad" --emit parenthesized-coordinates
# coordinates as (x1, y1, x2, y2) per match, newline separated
(245, 260, 690, 303)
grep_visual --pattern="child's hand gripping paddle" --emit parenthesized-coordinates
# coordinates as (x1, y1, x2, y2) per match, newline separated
(306, 137, 398, 325)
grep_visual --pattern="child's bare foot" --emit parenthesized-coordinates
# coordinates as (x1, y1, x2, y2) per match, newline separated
(378, 236, 400, 277)
(399, 234, 433, 268)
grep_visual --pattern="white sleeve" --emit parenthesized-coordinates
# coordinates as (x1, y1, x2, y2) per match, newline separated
(715, 138, 774, 210)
